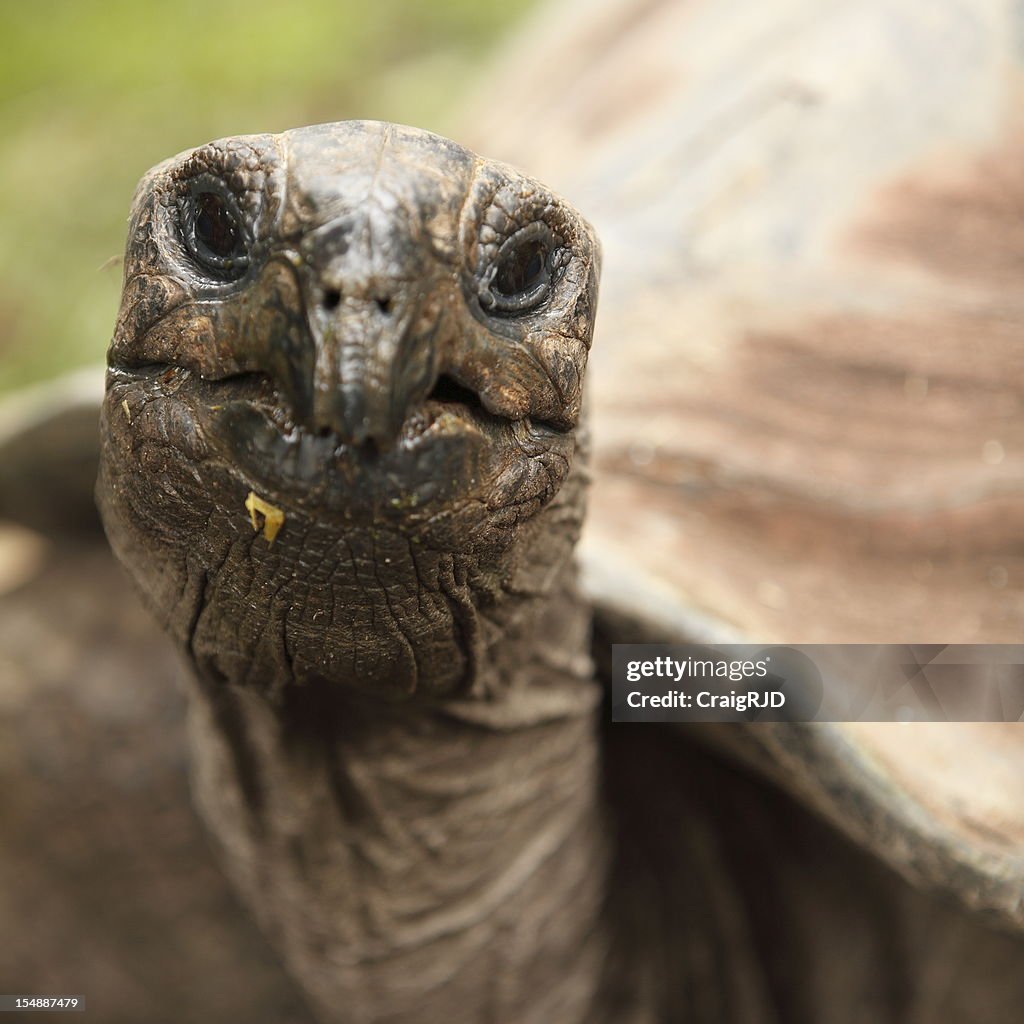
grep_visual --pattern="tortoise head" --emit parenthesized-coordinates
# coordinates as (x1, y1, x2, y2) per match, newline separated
(97, 120, 600, 699)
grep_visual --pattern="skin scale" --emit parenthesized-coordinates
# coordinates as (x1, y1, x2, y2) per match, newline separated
(97, 120, 617, 1021)
(91, 119, 1024, 1024)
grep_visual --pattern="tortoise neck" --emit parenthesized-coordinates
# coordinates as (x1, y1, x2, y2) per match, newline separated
(183, 568, 625, 1023)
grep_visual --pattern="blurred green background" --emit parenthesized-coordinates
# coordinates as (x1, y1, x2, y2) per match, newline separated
(0, 0, 535, 395)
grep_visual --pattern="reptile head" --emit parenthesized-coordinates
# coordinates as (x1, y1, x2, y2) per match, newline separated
(97, 121, 600, 699)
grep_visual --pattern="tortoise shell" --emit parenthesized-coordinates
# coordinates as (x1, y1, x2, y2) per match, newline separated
(460, 0, 1024, 927)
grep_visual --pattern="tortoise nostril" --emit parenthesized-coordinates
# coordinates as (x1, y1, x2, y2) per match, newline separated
(321, 290, 390, 314)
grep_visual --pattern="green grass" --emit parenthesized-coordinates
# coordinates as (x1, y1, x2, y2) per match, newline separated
(0, 0, 534, 394)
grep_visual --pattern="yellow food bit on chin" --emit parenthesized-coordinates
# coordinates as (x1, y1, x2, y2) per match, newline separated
(121, 399, 132, 423)
(245, 491, 285, 544)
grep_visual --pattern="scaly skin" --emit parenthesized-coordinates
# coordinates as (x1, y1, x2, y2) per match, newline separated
(183, 573, 618, 1023)
(96, 120, 627, 1021)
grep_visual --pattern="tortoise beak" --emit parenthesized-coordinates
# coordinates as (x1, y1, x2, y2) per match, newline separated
(303, 286, 440, 450)
(284, 212, 444, 450)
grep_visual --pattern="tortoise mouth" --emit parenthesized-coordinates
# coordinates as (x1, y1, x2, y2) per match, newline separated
(109, 361, 566, 447)
(105, 363, 575, 523)
(425, 373, 490, 420)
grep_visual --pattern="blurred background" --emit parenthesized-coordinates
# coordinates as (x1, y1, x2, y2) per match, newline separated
(0, 0, 535, 395)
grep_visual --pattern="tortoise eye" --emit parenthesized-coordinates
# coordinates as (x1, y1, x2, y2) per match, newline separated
(182, 184, 250, 279)
(486, 224, 555, 313)
(195, 192, 239, 258)
(495, 239, 547, 298)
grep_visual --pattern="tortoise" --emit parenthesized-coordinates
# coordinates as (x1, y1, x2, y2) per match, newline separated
(2, 1, 1023, 1021)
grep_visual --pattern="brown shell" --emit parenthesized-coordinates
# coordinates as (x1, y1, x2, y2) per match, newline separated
(462, 0, 1024, 925)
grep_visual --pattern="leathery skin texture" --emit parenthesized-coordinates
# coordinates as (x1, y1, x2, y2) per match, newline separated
(97, 120, 616, 1021)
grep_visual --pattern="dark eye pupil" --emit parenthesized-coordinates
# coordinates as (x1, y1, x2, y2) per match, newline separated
(195, 192, 238, 257)
(494, 240, 547, 297)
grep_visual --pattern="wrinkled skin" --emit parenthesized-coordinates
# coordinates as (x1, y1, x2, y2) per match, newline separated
(99, 121, 598, 701)
(98, 121, 616, 1021)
